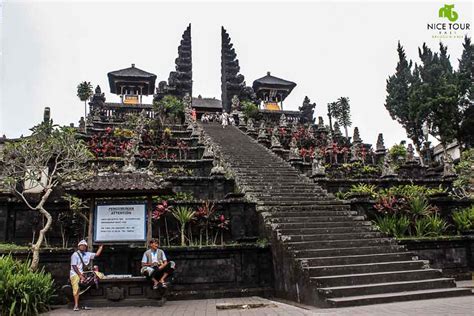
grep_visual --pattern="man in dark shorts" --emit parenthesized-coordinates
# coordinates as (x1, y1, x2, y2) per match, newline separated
(141, 239, 175, 289)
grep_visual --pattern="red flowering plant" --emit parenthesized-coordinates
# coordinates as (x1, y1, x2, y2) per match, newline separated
(152, 200, 173, 246)
(292, 127, 316, 149)
(215, 214, 230, 245)
(88, 132, 121, 158)
(176, 140, 189, 160)
(374, 194, 405, 215)
(194, 201, 217, 246)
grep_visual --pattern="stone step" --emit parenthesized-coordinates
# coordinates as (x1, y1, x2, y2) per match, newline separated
(306, 260, 427, 277)
(278, 226, 376, 235)
(311, 269, 443, 287)
(262, 201, 351, 206)
(272, 206, 352, 212)
(274, 221, 372, 229)
(269, 211, 357, 217)
(270, 216, 366, 223)
(286, 238, 394, 250)
(292, 245, 407, 258)
(297, 252, 415, 266)
(284, 231, 383, 241)
(319, 278, 456, 298)
(258, 193, 329, 198)
(324, 287, 472, 307)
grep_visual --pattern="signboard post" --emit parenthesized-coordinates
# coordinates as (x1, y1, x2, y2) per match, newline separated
(94, 203, 147, 243)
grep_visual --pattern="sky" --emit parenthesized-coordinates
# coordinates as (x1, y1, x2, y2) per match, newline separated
(0, 0, 472, 148)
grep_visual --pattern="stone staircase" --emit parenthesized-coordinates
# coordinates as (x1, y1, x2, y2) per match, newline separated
(201, 123, 471, 307)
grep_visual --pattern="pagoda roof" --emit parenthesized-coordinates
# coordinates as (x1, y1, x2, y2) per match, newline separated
(107, 64, 157, 95)
(65, 172, 172, 197)
(253, 72, 296, 90)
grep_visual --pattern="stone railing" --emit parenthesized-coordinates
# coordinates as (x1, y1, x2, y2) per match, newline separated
(258, 109, 301, 124)
(89, 103, 156, 123)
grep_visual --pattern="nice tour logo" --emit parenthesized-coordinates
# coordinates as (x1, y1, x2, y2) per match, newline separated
(438, 4, 458, 22)
(427, 4, 470, 39)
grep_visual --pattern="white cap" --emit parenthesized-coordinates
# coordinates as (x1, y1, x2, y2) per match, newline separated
(78, 240, 88, 247)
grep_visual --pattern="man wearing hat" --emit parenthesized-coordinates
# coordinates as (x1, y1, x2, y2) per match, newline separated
(70, 240, 104, 311)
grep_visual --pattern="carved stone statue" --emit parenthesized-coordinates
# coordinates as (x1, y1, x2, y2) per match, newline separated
(258, 121, 268, 139)
(183, 93, 192, 110)
(202, 145, 215, 159)
(312, 150, 326, 177)
(442, 153, 456, 178)
(210, 158, 225, 176)
(78, 117, 85, 132)
(381, 153, 397, 178)
(247, 118, 255, 132)
(122, 110, 147, 172)
(238, 111, 246, 127)
(350, 144, 360, 162)
(406, 144, 416, 163)
(231, 95, 240, 112)
(271, 126, 282, 148)
(318, 116, 324, 128)
(291, 122, 298, 134)
(197, 129, 205, 146)
(279, 114, 288, 127)
(288, 137, 301, 161)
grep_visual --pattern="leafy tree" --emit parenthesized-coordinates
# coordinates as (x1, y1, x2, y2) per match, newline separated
(385, 42, 427, 160)
(456, 36, 474, 148)
(1, 118, 92, 270)
(241, 100, 259, 120)
(333, 97, 352, 138)
(153, 95, 184, 127)
(327, 102, 337, 131)
(76, 81, 93, 131)
(418, 43, 460, 150)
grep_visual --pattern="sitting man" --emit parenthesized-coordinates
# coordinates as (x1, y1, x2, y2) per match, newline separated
(141, 239, 175, 289)
(70, 240, 104, 311)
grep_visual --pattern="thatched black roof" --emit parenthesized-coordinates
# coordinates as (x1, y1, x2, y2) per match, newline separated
(252, 72, 296, 101)
(107, 64, 157, 95)
(65, 172, 172, 197)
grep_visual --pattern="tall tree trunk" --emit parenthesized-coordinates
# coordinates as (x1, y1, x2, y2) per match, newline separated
(344, 126, 348, 138)
(84, 100, 88, 133)
(30, 188, 53, 271)
(413, 141, 425, 167)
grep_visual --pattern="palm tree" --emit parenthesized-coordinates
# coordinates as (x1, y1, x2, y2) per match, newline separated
(335, 97, 352, 138)
(77, 81, 93, 132)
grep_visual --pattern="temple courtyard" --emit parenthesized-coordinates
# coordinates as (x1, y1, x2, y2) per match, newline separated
(46, 281, 473, 315)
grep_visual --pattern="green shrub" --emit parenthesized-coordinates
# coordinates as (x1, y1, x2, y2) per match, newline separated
(414, 214, 448, 237)
(375, 214, 410, 238)
(407, 197, 433, 218)
(346, 183, 378, 199)
(389, 144, 407, 162)
(0, 255, 54, 316)
(453, 149, 474, 199)
(242, 101, 259, 119)
(380, 184, 445, 199)
(452, 206, 474, 233)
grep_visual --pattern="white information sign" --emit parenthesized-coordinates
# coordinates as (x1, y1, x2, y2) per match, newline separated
(95, 204, 146, 242)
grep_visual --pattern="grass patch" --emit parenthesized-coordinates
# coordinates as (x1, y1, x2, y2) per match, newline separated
(0, 243, 30, 251)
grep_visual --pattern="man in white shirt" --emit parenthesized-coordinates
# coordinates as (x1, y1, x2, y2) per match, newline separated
(70, 240, 104, 311)
(141, 239, 175, 289)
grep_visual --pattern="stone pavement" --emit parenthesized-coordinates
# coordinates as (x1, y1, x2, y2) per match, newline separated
(45, 293, 473, 316)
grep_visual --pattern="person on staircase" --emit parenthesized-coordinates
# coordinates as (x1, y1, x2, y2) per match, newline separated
(141, 239, 176, 289)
